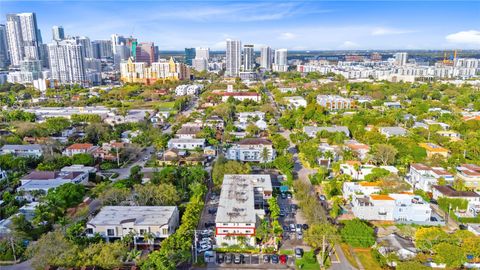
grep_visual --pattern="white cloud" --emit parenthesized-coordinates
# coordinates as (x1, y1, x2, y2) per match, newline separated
(279, 32, 296, 40)
(446, 30, 480, 45)
(340, 41, 359, 49)
(371, 27, 414, 36)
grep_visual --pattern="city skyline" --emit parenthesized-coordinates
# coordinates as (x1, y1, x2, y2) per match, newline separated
(0, 1, 479, 50)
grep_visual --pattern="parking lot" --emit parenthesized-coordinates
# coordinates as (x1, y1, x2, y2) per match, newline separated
(206, 253, 295, 269)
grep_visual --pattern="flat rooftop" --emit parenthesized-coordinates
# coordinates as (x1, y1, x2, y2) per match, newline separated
(88, 206, 177, 226)
(216, 174, 272, 224)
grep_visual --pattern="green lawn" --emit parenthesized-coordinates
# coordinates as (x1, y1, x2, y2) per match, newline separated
(156, 101, 176, 109)
(295, 251, 319, 270)
(353, 248, 382, 270)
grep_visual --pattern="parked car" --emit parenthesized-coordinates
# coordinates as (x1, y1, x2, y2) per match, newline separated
(281, 193, 287, 199)
(263, 254, 270, 263)
(302, 224, 309, 230)
(319, 194, 326, 201)
(287, 193, 292, 199)
(296, 224, 303, 232)
(297, 231, 303, 240)
(217, 253, 225, 264)
(295, 248, 304, 258)
(280, 210, 286, 217)
(280, 254, 288, 264)
(210, 193, 217, 200)
(208, 208, 217, 214)
(289, 224, 296, 232)
(204, 222, 215, 228)
(283, 225, 289, 231)
(225, 253, 233, 264)
(271, 254, 279, 264)
(459, 224, 468, 230)
(233, 254, 244, 264)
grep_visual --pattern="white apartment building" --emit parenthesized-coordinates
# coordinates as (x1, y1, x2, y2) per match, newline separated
(343, 181, 381, 200)
(226, 138, 276, 162)
(260, 46, 272, 70)
(167, 138, 205, 150)
(86, 206, 179, 242)
(48, 39, 87, 86)
(407, 163, 454, 192)
(5, 13, 41, 66)
(226, 39, 241, 77)
(0, 144, 43, 157)
(340, 162, 398, 180)
(456, 164, 480, 190)
(237, 111, 265, 123)
(316, 95, 353, 110)
(215, 174, 273, 246)
(273, 49, 288, 72)
(219, 92, 261, 102)
(351, 193, 432, 224)
(243, 44, 254, 71)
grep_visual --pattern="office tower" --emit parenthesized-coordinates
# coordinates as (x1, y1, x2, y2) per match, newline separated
(260, 46, 272, 70)
(113, 45, 130, 69)
(185, 48, 196, 65)
(136, 42, 155, 65)
(394, 52, 408, 66)
(111, 34, 126, 54)
(92, 40, 113, 59)
(243, 44, 254, 71)
(226, 39, 241, 77)
(196, 47, 210, 60)
(74, 36, 93, 59)
(48, 39, 86, 85)
(154, 45, 159, 61)
(0, 24, 8, 68)
(192, 58, 208, 71)
(5, 13, 42, 66)
(52, 26, 65, 41)
(273, 49, 288, 72)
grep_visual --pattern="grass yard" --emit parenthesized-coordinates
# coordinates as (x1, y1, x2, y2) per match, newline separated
(156, 101, 176, 109)
(295, 251, 320, 270)
(353, 248, 383, 270)
(340, 243, 359, 269)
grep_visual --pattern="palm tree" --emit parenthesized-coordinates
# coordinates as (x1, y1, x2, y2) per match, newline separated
(143, 232, 156, 251)
(324, 150, 334, 169)
(261, 147, 270, 169)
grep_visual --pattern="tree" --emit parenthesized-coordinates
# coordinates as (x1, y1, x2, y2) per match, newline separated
(340, 219, 375, 248)
(433, 242, 466, 268)
(267, 197, 280, 219)
(304, 223, 338, 249)
(11, 214, 35, 240)
(396, 261, 429, 270)
(79, 242, 127, 269)
(212, 156, 250, 186)
(134, 183, 181, 206)
(414, 227, 449, 251)
(270, 134, 289, 154)
(26, 230, 79, 270)
(71, 153, 94, 166)
(371, 144, 398, 165)
(261, 147, 270, 168)
(99, 186, 130, 205)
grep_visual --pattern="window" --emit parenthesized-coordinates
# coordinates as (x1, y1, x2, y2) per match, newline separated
(86, 228, 93, 234)
(107, 229, 115, 236)
(223, 230, 228, 233)
(245, 223, 251, 226)
(162, 228, 168, 235)
(139, 229, 146, 235)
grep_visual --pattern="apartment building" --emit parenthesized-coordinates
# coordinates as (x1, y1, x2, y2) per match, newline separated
(284, 96, 307, 109)
(0, 144, 43, 157)
(226, 138, 276, 162)
(237, 111, 265, 123)
(167, 138, 205, 150)
(316, 95, 353, 110)
(86, 206, 179, 242)
(351, 193, 432, 224)
(218, 92, 261, 102)
(215, 174, 273, 246)
(175, 84, 202, 96)
(456, 164, 480, 190)
(407, 163, 454, 192)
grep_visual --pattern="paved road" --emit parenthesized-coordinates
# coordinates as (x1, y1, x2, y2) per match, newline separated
(109, 146, 154, 180)
(2, 260, 32, 270)
(264, 85, 355, 270)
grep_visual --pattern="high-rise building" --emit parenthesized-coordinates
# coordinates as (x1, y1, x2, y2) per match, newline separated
(120, 57, 190, 84)
(5, 13, 42, 66)
(273, 49, 288, 72)
(260, 46, 272, 70)
(48, 39, 86, 85)
(0, 24, 9, 68)
(243, 44, 254, 71)
(196, 47, 210, 60)
(136, 42, 155, 65)
(192, 58, 208, 72)
(111, 34, 126, 54)
(92, 40, 113, 59)
(185, 48, 196, 66)
(52, 26, 65, 41)
(226, 39, 241, 77)
(113, 45, 130, 69)
(394, 52, 408, 66)
(74, 36, 93, 59)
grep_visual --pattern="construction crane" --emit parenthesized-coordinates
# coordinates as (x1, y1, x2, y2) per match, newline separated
(442, 50, 458, 66)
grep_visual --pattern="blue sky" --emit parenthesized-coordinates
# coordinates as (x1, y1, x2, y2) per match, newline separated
(1, 1, 479, 50)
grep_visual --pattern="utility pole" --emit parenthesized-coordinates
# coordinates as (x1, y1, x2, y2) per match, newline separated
(321, 234, 326, 268)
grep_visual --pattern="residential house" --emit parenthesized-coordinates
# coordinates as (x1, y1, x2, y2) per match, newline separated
(63, 143, 98, 157)
(456, 164, 480, 190)
(92, 141, 125, 162)
(303, 126, 350, 138)
(419, 143, 449, 158)
(379, 127, 407, 138)
(351, 193, 434, 224)
(218, 92, 261, 102)
(0, 168, 7, 181)
(175, 125, 202, 139)
(167, 138, 205, 150)
(215, 174, 273, 246)
(205, 116, 224, 130)
(175, 84, 202, 96)
(278, 87, 296, 93)
(157, 148, 205, 166)
(407, 163, 454, 192)
(284, 96, 307, 109)
(86, 206, 179, 243)
(436, 131, 461, 141)
(237, 111, 265, 123)
(376, 233, 417, 260)
(432, 185, 480, 217)
(0, 144, 43, 157)
(344, 140, 370, 160)
(226, 138, 276, 162)
(340, 161, 398, 180)
(343, 181, 381, 200)
(318, 143, 341, 166)
(384, 102, 401, 109)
